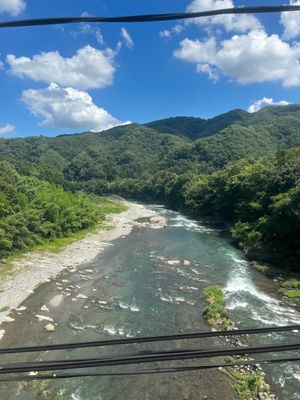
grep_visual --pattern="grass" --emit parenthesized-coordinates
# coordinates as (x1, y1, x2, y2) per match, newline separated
(251, 262, 300, 302)
(203, 285, 231, 330)
(0, 261, 15, 281)
(0, 306, 9, 313)
(227, 368, 269, 400)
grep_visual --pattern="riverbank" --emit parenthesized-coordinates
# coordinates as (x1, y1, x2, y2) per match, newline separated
(251, 262, 300, 304)
(203, 285, 277, 400)
(0, 201, 167, 328)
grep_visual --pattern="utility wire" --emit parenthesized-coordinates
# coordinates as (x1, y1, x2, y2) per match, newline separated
(0, 356, 299, 382)
(0, 325, 298, 355)
(0, 6, 300, 29)
(0, 342, 299, 375)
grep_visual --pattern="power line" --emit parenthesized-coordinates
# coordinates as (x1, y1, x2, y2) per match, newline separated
(0, 342, 299, 375)
(0, 356, 299, 382)
(0, 325, 299, 355)
(0, 5, 300, 29)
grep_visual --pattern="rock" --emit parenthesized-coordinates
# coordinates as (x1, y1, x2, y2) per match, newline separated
(15, 306, 27, 312)
(44, 323, 55, 332)
(35, 314, 53, 322)
(40, 305, 49, 312)
(0, 330, 5, 340)
(259, 393, 266, 400)
(77, 294, 88, 299)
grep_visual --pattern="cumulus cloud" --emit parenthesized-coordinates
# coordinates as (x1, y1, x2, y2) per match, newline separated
(120, 27, 134, 49)
(186, 0, 262, 32)
(248, 98, 290, 113)
(0, 0, 25, 16)
(7, 45, 116, 90)
(0, 124, 16, 134)
(21, 83, 128, 132)
(159, 25, 184, 38)
(280, 0, 300, 40)
(174, 30, 300, 86)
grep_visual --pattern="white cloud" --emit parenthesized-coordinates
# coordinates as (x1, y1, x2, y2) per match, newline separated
(21, 83, 128, 132)
(0, 124, 16, 134)
(70, 25, 104, 45)
(7, 45, 116, 90)
(0, 0, 25, 16)
(69, 13, 104, 45)
(159, 25, 184, 38)
(120, 27, 134, 49)
(186, 0, 262, 32)
(196, 63, 219, 81)
(248, 98, 290, 113)
(174, 30, 300, 86)
(280, 0, 300, 40)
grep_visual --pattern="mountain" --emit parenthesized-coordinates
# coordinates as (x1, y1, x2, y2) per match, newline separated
(145, 109, 249, 140)
(1, 105, 300, 183)
(0, 104, 299, 270)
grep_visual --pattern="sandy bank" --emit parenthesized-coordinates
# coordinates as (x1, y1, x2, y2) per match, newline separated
(0, 201, 166, 326)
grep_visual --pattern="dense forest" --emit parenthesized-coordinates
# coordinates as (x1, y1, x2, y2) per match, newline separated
(0, 161, 125, 259)
(0, 105, 299, 270)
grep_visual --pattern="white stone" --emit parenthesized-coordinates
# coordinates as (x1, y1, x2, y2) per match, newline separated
(44, 323, 55, 332)
(77, 294, 88, 299)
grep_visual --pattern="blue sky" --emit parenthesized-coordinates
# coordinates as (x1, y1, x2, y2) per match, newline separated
(0, 0, 300, 137)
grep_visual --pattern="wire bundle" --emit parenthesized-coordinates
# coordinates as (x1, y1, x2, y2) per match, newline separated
(0, 5, 300, 29)
(0, 325, 298, 382)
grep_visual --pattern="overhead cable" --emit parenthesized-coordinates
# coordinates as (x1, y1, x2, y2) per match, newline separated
(0, 324, 299, 355)
(0, 6, 300, 29)
(0, 356, 299, 382)
(0, 342, 299, 375)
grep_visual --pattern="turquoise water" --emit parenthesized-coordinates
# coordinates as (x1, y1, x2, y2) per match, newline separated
(0, 206, 299, 399)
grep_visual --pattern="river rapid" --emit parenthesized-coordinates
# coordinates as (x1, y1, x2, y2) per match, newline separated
(0, 206, 299, 399)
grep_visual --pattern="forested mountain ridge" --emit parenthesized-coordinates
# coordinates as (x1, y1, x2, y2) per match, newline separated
(0, 105, 299, 270)
(1, 105, 300, 182)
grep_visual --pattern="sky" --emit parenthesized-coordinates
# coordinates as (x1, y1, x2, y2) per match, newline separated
(0, 0, 300, 137)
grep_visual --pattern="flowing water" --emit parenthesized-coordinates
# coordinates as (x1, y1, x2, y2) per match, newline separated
(0, 206, 299, 399)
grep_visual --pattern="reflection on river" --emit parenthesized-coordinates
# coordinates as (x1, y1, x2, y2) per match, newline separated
(0, 206, 299, 399)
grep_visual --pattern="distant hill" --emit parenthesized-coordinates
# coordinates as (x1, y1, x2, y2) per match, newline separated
(0, 104, 299, 184)
(145, 109, 249, 140)
(0, 104, 299, 270)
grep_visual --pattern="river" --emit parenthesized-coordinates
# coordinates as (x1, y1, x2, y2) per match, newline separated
(0, 206, 299, 399)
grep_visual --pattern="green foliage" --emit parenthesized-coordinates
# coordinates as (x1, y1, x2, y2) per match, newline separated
(0, 162, 125, 259)
(203, 285, 231, 329)
(0, 105, 299, 271)
(281, 279, 300, 289)
(230, 369, 268, 400)
(279, 279, 300, 301)
(280, 289, 300, 299)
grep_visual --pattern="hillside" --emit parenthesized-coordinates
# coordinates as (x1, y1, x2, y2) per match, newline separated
(0, 104, 299, 270)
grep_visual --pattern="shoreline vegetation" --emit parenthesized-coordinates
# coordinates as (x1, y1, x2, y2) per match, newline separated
(251, 262, 300, 303)
(203, 285, 276, 400)
(0, 200, 166, 329)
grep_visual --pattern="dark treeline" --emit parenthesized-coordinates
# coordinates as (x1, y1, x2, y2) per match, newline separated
(0, 105, 299, 270)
